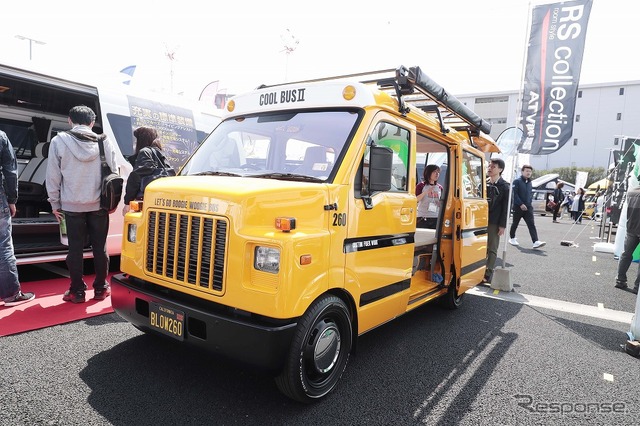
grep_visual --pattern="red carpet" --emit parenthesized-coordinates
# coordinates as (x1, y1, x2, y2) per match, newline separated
(0, 274, 115, 337)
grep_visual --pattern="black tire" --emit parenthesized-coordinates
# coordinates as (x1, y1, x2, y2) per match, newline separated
(440, 275, 463, 309)
(275, 295, 352, 403)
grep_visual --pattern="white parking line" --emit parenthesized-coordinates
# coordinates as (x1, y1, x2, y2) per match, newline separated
(469, 286, 633, 324)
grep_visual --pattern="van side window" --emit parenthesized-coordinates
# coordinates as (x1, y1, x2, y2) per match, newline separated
(461, 150, 484, 199)
(365, 122, 409, 192)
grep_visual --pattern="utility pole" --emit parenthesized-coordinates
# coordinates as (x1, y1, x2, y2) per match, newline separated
(15, 35, 46, 60)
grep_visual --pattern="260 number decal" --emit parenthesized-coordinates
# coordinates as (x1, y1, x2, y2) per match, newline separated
(332, 213, 347, 226)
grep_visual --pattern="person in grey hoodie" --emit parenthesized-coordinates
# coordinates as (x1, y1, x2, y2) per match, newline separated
(46, 105, 118, 303)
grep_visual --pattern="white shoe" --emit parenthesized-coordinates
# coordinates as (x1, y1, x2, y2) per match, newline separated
(508, 238, 519, 246)
(533, 241, 546, 249)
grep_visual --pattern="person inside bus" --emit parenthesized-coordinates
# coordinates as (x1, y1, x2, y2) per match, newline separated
(416, 164, 443, 229)
(122, 126, 172, 215)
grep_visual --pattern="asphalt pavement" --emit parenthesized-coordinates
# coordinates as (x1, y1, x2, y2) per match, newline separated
(503, 212, 635, 313)
(2, 212, 639, 425)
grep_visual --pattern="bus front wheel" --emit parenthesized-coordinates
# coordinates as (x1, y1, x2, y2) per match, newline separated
(275, 295, 352, 403)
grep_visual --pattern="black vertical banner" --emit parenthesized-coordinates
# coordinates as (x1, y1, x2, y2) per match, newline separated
(518, 0, 593, 155)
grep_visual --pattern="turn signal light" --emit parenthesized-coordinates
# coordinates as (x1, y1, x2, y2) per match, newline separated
(129, 200, 143, 212)
(275, 217, 296, 232)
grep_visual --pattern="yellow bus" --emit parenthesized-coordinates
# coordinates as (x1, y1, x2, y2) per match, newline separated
(111, 65, 500, 402)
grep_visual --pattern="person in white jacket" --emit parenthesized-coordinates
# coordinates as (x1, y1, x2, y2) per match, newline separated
(46, 105, 118, 303)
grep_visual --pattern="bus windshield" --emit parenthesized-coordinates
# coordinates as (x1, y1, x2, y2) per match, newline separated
(181, 110, 361, 182)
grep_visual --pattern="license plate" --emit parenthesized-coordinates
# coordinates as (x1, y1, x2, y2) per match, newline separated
(149, 302, 185, 341)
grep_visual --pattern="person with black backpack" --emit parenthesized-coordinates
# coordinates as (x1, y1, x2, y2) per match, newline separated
(122, 126, 174, 215)
(483, 158, 511, 284)
(46, 105, 118, 303)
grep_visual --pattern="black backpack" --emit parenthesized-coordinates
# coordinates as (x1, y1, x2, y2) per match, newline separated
(97, 136, 123, 214)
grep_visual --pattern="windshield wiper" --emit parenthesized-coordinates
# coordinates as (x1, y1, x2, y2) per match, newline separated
(192, 171, 241, 177)
(252, 173, 323, 183)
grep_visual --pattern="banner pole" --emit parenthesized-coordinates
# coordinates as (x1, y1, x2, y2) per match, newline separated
(499, 0, 533, 270)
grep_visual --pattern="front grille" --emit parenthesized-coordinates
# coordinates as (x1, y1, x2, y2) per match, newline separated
(146, 210, 227, 292)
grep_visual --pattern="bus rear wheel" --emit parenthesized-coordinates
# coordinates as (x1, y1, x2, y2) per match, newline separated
(275, 295, 352, 403)
(441, 275, 463, 309)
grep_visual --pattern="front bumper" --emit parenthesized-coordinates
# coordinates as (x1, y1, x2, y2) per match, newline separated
(110, 273, 297, 371)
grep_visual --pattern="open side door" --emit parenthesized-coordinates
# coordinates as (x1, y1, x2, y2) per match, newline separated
(452, 146, 489, 294)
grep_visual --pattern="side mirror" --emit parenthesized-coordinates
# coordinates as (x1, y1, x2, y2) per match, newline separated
(363, 146, 393, 209)
(369, 145, 393, 192)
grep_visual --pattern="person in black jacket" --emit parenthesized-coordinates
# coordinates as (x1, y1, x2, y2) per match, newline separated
(484, 158, 511, 283)
(552, 181, 565, 222)
(122, 126, 173, 215)
(509, 164, 546, 249)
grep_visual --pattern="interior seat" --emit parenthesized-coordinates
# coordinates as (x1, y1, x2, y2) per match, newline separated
(17, 142, 50, 215)
(294, 146, 328, 175)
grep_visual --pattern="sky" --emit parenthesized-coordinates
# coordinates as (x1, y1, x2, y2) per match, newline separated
(2, 0, 639, 101)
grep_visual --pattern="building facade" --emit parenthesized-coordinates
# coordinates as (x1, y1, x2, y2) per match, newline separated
(458, 80, 640, 171)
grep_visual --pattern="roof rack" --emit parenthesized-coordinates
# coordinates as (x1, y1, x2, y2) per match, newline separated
(258, 65, 492, 136)
(375, 66, 492, 136)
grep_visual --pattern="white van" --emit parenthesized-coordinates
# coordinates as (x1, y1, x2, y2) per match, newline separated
(0, 62, 222, 265)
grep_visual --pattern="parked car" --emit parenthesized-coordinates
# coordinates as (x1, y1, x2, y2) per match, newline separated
(532, 188, 554, 215)
(528, 174, 575, 215)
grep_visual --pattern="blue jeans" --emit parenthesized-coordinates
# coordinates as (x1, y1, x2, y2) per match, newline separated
(0, 190, 20, 300)
(616, 232, 640, 289)
(65, 210, 110, 293)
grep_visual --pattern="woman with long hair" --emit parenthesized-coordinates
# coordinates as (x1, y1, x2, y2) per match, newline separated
(122, 126, 172, 214)
(416, 164, 443, 229)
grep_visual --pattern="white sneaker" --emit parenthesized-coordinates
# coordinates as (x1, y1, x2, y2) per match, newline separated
(532, 241, 546, 249)
(508, 238, 519, 246)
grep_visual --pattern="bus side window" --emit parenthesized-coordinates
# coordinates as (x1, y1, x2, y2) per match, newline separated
(461, 150, 484, 198)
